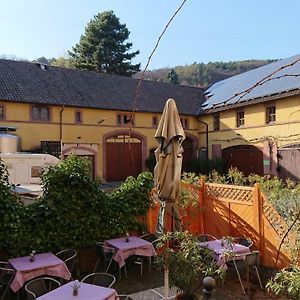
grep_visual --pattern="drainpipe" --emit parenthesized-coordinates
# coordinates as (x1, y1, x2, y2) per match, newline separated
(198, 120, 209, 160)
(59, 105, 64, 157)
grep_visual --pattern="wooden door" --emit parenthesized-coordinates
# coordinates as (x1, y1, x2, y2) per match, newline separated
(106, 135, 142, 182)
(222, 145, 263, 176)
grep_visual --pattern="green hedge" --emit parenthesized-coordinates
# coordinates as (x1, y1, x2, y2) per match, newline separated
(0, 155, 153, 257)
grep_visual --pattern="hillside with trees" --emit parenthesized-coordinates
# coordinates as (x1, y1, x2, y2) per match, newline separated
(0, 54, 276, 88)
(136, 59, 277, 87)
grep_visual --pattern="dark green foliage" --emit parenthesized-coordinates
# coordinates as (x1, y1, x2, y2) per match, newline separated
(145, 153, 156, 172)
(139, 59, 277, 87)
(266, 265, 300, 299)
(185, 158, 224, 175)
(155, 231, 224, 297)
(166, 69, 179, 84)
(0, 159, 23, 253)
(69, 10, 140, 76)
(0, 155, 153, 257)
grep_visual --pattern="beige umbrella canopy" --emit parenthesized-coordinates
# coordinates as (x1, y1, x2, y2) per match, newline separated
(154, 98, 185, 234)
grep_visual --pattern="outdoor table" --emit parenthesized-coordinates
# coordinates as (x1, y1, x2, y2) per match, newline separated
(8, 252, 71, 292)
(36, 281, 118, 300)
(198, 239, 251, 268)
(105, 236, 157, 267)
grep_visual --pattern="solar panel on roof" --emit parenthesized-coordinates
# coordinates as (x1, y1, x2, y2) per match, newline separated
(203, 54, 300, 109)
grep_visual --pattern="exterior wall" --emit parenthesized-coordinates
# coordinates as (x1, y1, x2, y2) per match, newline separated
(198, 95, 300, 175)
(0, 100, 200, 181)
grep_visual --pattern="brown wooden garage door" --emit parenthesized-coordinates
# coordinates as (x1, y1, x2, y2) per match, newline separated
(277, 145, 300, 181)
(106, 135, 142, 182)
(222, 145, 263, 176)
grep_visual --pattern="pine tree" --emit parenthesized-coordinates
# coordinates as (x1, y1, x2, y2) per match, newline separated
(69, 11, 140, 76)
(167, 69, 179, 84)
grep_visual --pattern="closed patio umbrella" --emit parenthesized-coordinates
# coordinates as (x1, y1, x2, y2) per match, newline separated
(154, 98, 185, 299)
(154, 98, 185, 234)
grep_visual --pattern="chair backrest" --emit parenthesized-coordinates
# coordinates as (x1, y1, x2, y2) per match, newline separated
(25, 277, 60, 300)
(197, 234, 216, 242)
(235, 237, 253, 248)
(81, 272, 116, 288)
(56, 249, 77, 272)
(245, 251, 260, 267)
(0, 261, 15, 285)
(95, 242, 116, 260)
(139, 233, 157, 243)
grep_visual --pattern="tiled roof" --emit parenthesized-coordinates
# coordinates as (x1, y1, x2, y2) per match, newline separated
(203, 54, 300, 111)
(0, 59, 205, 116)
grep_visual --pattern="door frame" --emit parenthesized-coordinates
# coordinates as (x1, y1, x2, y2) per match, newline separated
(103, 129, 147, 182)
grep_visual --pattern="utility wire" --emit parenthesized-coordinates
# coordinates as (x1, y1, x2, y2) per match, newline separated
(127, 0, 188, 164)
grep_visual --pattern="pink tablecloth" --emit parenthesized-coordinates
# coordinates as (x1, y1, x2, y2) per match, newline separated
(37, 281, 117, 300)
(8, 252, 71, 292)
(105, 236, 157, 267)
(199, 239, 250, 267)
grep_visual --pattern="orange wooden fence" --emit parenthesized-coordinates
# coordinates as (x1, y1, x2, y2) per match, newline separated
(147, 181, 293, 269)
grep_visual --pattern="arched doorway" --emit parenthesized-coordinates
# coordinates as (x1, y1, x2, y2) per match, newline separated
(182, 134, 198, 172)
(222, 145, 263, 176)
(104, 131, 146, 182)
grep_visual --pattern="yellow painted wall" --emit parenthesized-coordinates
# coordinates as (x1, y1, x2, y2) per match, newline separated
(0, 100, 200, 180)
(198, 95, 300, 158)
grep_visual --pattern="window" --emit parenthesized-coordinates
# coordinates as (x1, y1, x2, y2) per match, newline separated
(152, 116, 158, 127)
(236, 111, 245, 128)
(266, 106, 276, 124)
(213, 114, 220, 131)
(32, 105, 50, 121)
(0, 106, 5, 120)
(180, 118, 189, 129)
(117, 113, 134, 126)
(75, 111, 82, 123)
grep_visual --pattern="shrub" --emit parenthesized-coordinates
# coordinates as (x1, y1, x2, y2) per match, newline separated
(266, 265, 300, 299)
(0, 155, 153, 257)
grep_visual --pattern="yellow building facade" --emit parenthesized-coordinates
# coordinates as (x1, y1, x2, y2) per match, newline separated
(199, 54, 300, 180)
(0, 59, 202, 182)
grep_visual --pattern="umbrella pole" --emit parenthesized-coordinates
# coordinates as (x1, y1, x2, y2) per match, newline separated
(164, 268, 169, 299)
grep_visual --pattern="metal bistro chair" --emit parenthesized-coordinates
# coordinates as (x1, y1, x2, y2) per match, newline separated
(228, 250, 263, 295)
(56, 249, 77, 279)
(234, 237, 254, 249)
(94, 242, 116, 273)
(94, 242, 127, 278)
(196, 234, 217, 243)
(25, 277, 61, 300)
(81, 272, 116, 288)
(0, 261, 15, 300)
(133, 233, 157, 276)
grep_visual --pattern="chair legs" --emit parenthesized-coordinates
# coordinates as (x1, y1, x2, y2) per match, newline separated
(254, 266, 263, 290)
(119, 264, 127, 279)
(233, 260, 246, 295)
(233, 261, 263, 295)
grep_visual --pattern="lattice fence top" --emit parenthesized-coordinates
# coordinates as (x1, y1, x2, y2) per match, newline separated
(262, 194, 288, 237)
(206, 183, 253, 204)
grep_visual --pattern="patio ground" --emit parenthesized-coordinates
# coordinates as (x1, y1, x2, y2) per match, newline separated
(109, 262, 288, 300)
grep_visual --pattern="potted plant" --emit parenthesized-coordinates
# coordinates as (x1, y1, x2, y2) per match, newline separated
(155, 231, 224, 300)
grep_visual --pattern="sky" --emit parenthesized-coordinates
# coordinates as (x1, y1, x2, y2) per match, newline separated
(1, 0, 300, 70)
